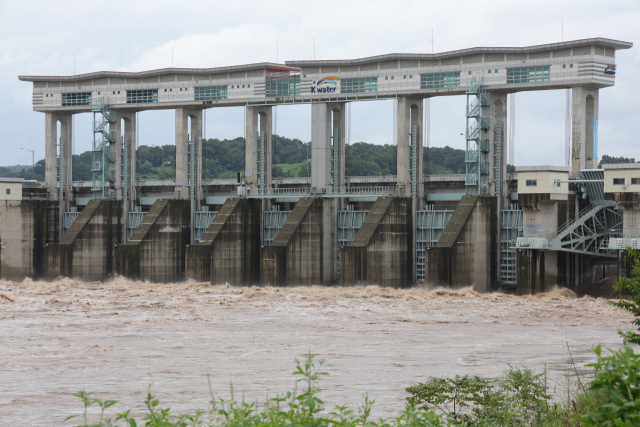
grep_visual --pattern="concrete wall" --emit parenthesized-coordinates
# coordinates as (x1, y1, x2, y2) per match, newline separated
(514, 192, 613, 294)
(604, 164, 640, 194)
(262, 197, 335, 286)
(114, 199, 191, 283)
(517, 250, 614, 294)
(0, 183, 23, 201)
(516, 168, 571, 196)
(425, 196, 498, 292)
(185, 198, 260, 285)
(45, 200, 123, 281)
(0, 200, 59, 280)
(340, 197, 413, 288)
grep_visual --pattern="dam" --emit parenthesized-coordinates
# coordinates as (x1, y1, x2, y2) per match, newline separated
(6, 37, 635, 294)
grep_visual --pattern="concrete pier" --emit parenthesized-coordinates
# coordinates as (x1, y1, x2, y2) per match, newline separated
(114, 199, 191, 283)
(340, 197, 413, 288)
(0, 200, 59, 280)
(45, 199, 123, 281)
(425, 196, 498, 292)
(261, 197, 337, 286)
(185, 198, 261, 285)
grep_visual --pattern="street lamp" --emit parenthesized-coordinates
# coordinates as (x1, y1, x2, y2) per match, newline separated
(21, 148, 35, 180)
(162, 161, 171, 179)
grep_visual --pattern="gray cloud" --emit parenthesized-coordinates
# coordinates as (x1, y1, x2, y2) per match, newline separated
(1, 0, 638, 166)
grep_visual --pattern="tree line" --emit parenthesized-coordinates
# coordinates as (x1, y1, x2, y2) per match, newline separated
(4, 136, 632, 181)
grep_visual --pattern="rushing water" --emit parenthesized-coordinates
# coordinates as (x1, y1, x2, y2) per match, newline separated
(0, 278, 632, 425)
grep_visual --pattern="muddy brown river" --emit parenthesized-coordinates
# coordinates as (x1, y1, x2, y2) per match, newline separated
(0, 278, 632, 425)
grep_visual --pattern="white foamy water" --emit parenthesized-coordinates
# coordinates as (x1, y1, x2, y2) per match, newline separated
(0, 278, 632, 425)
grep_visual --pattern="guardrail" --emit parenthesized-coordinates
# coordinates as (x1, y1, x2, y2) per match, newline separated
(67, 172, 494, 190)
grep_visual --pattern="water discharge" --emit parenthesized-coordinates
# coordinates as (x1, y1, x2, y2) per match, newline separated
(0, 277, 632, 425)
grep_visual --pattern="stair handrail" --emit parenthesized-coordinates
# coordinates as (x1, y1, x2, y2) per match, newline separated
(547, 203, 597, 241)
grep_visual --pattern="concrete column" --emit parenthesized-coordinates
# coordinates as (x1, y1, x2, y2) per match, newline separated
(396, 97, 423, 198)
(44, 113, 58, 199)
(112, 117, 122, 200)
(244, 106, 273, 194)
(310, 102, 346, 192)
(483, 92, 508, 198)
(311, 103, 331, 191)
(60, 113, 73, 203)
(571, 87, 600, 173)
(115, 111, 137, 204)
(175, 108, 203, 200)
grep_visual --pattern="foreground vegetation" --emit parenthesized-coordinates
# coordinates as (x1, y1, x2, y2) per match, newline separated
(65, 345, 640, 427)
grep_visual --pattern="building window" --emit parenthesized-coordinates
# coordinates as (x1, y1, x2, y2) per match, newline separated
(632, 178, 640, 185)
(570, 64, 573, 68)
(409, 75, 412, 78)
(420, 72, 461, 89)
(180, 88, 183, 91)
(403, 75, 406, 79)
(613, 178, 625, 185)
(563, 64, 566, 68)
(248, 84, 250, 88)
(488, 70, 491, 73)
(46, 94, 48, 97)
(126, 89, 158, 104)
(495, 69, 498, 73)
(170, 88, 172, 92)
(164, 89, 167, 92)
(506, 66, 550, 84)
(194, 86, 228, 101)
(526, 179, 537, 187)
(62, 92, 92, 106)
(385, 76, 388, 80)
(265, 78, 300, 97)
(118, 91, 120, 94)
(5, 189, 10, 195)
(468, 71, 471, 75)
(391, 76, 394, 80)
(242, 85, 245, 88)
(340, 77, 378, 94)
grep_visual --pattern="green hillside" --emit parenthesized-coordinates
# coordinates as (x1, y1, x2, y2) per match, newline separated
(3, 135, 472, 181)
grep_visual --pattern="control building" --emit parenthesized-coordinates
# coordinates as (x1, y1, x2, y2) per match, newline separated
(6, 37, 633, 292)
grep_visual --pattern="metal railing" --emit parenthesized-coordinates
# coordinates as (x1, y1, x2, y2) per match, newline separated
(547, 200, 618, 242)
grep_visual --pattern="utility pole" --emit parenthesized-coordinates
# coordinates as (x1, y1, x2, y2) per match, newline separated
(21, 148, 35, 180)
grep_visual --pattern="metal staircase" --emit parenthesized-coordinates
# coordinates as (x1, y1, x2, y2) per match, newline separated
(91, 98, 116, 199)
(465, 78, 491, 194)
(517, 200, 622, 257)
(546, 200, 622, 257)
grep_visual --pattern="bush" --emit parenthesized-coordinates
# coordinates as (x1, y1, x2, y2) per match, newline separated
(65, 353, 446, 427)
(611, 248, 640, 345)
(581, 345, 640, 426)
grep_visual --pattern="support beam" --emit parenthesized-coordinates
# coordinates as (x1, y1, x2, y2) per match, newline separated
(113, 111, 137, 203)
(245, 105, 272, 194)
(311, 102, 346, 192)
(571, 87, 599, 172)
(44, 112, 73, 201)
(175, 108, 202, 200)
(396, 97, 423, 198)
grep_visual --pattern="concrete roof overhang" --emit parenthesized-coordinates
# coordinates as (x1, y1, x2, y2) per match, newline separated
(18, 62, 299, 82)
(286, 38, 633, 67)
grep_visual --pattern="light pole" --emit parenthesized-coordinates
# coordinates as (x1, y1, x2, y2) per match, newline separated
(21, 148, 35, 180)
(162, 161, 170, 179)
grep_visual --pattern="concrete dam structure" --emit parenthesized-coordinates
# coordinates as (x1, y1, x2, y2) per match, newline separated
(8, 37, 635, 293)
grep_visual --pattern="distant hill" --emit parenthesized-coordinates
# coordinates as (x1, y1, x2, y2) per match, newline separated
(2, 136, 471, 181)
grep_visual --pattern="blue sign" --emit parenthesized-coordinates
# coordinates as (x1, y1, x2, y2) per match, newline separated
(593, 118, 598, 160)
(605, 64, 616, 75)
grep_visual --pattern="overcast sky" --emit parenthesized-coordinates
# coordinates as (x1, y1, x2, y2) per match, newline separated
(1, 0, 638, 167)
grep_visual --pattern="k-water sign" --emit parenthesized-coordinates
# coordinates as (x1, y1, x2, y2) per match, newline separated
(311, 76, 339, 94)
